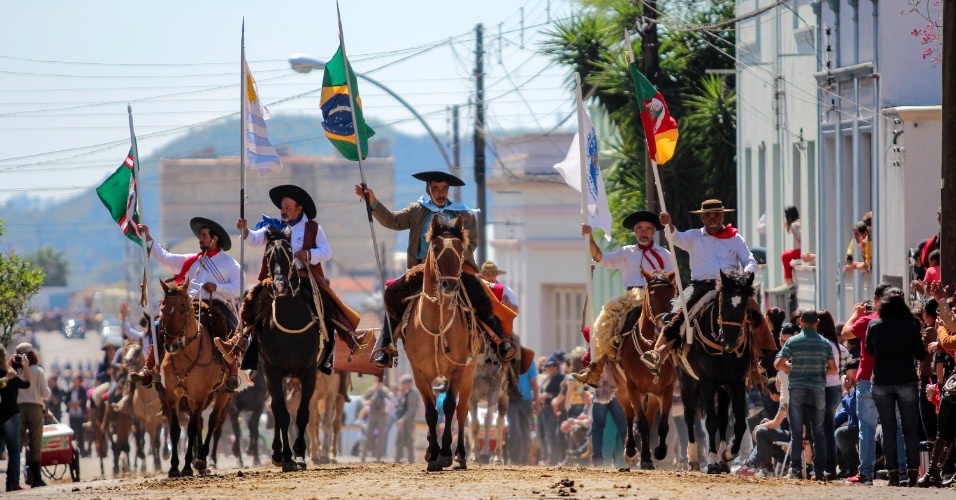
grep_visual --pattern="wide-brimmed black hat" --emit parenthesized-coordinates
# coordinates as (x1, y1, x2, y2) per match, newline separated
(689, 199, 735, 214)
(412, 171, 465, 187)
(190, 217, 232, 251)
(269, 184, 316, 220)
(622, 210, 664, 231)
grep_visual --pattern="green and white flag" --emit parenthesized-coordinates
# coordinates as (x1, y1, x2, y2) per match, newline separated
(96, 149, 143, 246)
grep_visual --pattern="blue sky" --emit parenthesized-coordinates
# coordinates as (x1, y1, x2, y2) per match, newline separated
(0, 0, 576, 204)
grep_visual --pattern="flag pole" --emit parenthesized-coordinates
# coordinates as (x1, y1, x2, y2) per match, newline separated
(239, 20, 247, 338)
(625, 29, 691, 344)
(336, 2, 393, 341)
(127, 105, 161, 365)
(574, 73, 595, 360)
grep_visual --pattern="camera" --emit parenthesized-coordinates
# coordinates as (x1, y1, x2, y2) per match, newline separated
(864, 301, 873, 313)
(11, 354, 23, 370)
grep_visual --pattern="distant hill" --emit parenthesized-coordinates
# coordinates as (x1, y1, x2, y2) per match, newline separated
(0, 113, 474, 290)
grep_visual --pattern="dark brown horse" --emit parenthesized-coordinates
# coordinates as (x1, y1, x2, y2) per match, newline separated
(611, 269, 677, 470)
(402, 216, 480, 472)
(157, 279, 232, 477)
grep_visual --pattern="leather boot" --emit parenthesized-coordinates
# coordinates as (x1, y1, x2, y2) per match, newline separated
(111, 392, 131, 413)
(918, 439, 952, 487)
(130, 344, 158, 388)
(224, 357, 240, 392)
(371, 316, 398, 369)
(215, 333, 247, 364)
(907, 469, 919, 487)
(571, 354, 606, 388)
(28, 462, 45, 487)
(888, 469, 900, 487)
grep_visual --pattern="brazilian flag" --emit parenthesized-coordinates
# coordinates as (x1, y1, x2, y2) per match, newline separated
(321, 46, 375, 161)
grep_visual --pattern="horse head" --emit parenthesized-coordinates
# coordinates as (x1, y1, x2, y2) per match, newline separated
(715, 270, 756, 354)
(642, 269, 677, 332)
(159, 279, 193, 353)
(425, 215, 469, 298)
(265, 228, 299, 298)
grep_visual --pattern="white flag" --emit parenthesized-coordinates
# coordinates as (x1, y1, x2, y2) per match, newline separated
(553, 106, 612, 241)
(243, 56, 283, 174)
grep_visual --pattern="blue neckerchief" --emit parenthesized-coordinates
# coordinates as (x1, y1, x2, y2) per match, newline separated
(255, 213, 303, 232)
(416, 196, 479, 214)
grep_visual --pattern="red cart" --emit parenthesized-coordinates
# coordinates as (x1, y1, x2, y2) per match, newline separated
(33, 423, 80, 483)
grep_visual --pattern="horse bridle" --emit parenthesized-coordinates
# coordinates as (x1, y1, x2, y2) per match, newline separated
(643, 275, 676, 333)
(705, 290, 752, 357)
(268, 239, 300, 298)
(423, 233, 465, 302)
(160, 291, 192, 351)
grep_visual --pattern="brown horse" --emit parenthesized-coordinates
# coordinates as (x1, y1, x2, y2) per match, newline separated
(157, 279, 232, 477)
(468, 338, 518, 465)
(86, 378, 134, 477)
(125, 343, 165, 473)
(401, 215, 480, 472)
(611, 268, 678, 470)
(284, 371, 346, 464)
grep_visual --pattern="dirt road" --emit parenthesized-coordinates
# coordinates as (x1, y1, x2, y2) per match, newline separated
(13, 463, 956, 499)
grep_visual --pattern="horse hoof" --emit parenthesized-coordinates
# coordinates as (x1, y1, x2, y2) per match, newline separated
(181, 468, 194, 477)
(689, 462, 700, 472)
(454, 457, 467, 470)
(654, 445, 668, 462)
(272, 459, 282, 467)
(623, 451, 638, 464)
(168, 469, 181, 478)
(194, 460, 207, 471)
(720, 449, 737, 462)
(296, 461, 307, 471)
(281, 462, 298, 473)
(640, 461, 655, 470)
(438, 455, 453, 468)
(426, 460, 443, 472)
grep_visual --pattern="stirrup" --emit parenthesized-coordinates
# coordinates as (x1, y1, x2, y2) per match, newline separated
(640, 350, 661, 372)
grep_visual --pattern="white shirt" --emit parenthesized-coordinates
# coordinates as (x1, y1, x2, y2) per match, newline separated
(246, 216, 332, 270)
(485, 279, 518, 308)
(596, 243, 675, 288)
(149, 241, 242, 303)
(668, 227, 757, 281)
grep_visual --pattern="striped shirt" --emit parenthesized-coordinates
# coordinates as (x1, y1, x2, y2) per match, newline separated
(777, 328, 833, 391)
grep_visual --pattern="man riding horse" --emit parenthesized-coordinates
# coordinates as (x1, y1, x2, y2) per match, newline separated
(572, 210, 675, 387)
(215, 184, 362, 375)
(354, 170, 515, 369)
(131, 217, 242, 390)
(640, 199, 777, 372)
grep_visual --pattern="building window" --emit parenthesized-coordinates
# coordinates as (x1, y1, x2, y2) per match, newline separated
(548, 285, 586, 354)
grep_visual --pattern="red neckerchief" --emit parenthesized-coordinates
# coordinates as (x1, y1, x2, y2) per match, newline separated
(174, 248, 220, 284)
(638, 242, 665, 269)
(707, 224, 739, 240)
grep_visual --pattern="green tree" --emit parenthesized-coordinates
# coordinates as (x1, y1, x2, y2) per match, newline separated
(24, 246, 70, 287)
(542, 0, 737, 248)
(0, 221, 45, 345)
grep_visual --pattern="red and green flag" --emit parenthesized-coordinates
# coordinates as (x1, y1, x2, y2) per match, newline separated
(630, 63, 679, 164)
(96, 149, 143, 246)
(320, 45, 375, 161)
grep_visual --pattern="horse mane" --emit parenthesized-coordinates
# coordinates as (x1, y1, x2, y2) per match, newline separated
(716, 270, 756, 298)
(425, 220, 470, 250)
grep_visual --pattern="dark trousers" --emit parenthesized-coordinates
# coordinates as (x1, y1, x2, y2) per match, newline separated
(590, 399, 626, 465)
(746, 426, 788, 471)
(835, 425, 860, 475)
(788, 387, 827, 475)
(2, 414, 21, 489)
(506, 399, 534, 465)
(872, 383, 921, 471)
(823, 385, 842, 474)
(69, 414, 86, 455)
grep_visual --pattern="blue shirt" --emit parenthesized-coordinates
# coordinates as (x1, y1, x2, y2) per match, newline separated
(834, 387, 858, 428)
(516, 360, 538, 401)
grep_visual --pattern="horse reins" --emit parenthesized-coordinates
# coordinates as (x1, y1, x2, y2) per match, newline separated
(694, 291, 751, 358)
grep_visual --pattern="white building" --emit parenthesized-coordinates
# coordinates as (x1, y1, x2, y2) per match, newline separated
(736, 0, 941, 316)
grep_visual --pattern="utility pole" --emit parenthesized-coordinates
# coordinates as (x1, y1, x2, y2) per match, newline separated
(474, 23, 487, 264)
(642, 1, 661, 216)
(451, 104, 461, 202)
(942, 0, 956, 290)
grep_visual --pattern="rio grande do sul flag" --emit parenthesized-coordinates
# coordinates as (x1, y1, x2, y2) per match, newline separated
(553, 101, 612, 241)
(96, 149, 143, 246)
(630, 62, 679, 164)
(320, 46, 375, 161)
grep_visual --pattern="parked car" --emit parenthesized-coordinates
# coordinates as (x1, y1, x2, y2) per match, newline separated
(99, 315, 122, 337)
(63, 318, 86, 339)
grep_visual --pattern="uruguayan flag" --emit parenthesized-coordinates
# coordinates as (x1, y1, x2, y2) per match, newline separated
(243, 57, 282, 174)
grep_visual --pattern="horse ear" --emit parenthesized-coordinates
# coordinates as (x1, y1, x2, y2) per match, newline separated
(454, 215, 464, 233)
(641, 267, 653, 282)
(429, 212, 442, 238)
(666, 270, 676, 284)
(746, 271, 755, 287)
(160, 279, 170, 293)
(719, 270, 728, 282)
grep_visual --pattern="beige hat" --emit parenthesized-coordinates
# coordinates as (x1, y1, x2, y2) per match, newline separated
(15, 343, 34, 354)
(480, 261, 506, 275)
(689, 199, 735, 214)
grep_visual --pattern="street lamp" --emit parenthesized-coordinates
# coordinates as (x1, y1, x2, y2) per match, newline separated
(289, 54, 453, 170)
